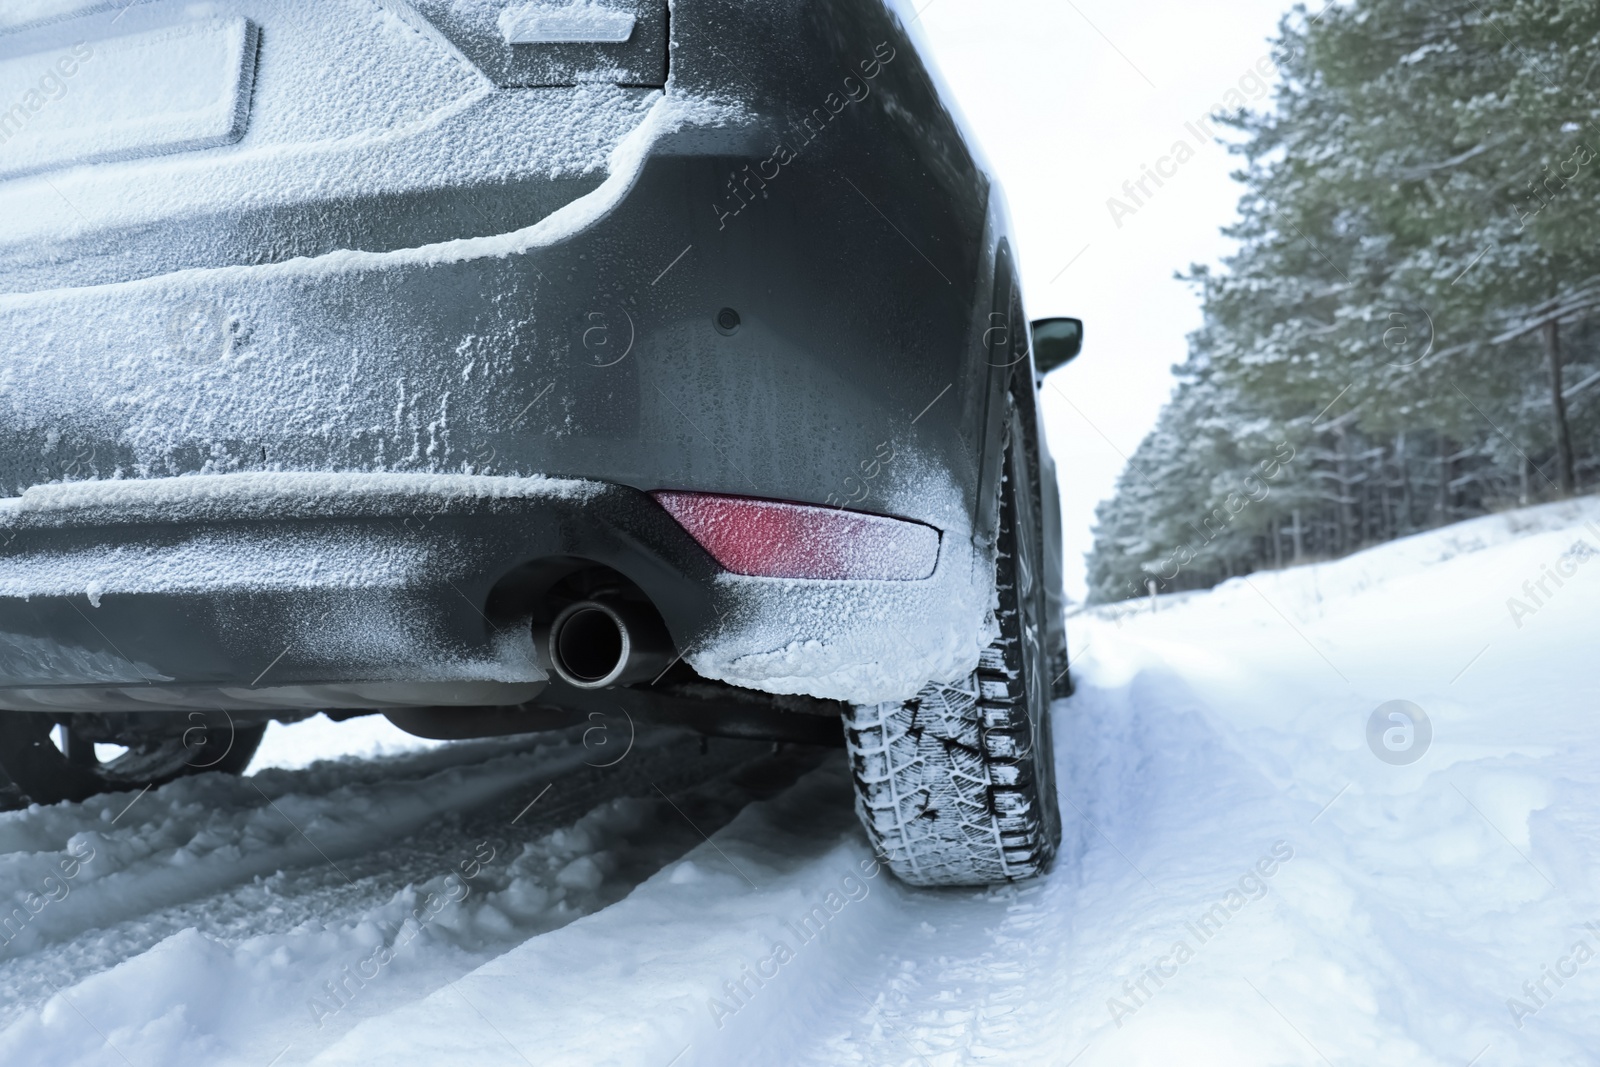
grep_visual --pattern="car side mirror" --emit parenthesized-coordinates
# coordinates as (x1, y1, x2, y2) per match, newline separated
(1030, 317, 1083, 374)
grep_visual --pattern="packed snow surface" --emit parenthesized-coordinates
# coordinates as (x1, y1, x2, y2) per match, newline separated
(3, 496, 1598, 1064)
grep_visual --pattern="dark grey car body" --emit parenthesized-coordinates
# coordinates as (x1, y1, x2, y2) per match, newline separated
(0, 0, 1066, 732)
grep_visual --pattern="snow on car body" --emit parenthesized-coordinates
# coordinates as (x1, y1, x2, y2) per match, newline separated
(0, 0, 1078, 884)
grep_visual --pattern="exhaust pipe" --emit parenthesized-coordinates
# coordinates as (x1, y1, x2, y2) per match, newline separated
(543, 599, 676, 690)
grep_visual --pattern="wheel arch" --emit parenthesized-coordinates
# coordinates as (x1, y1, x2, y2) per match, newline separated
(973, 237, 1069, 688)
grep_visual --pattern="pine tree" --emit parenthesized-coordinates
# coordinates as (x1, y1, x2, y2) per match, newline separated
(1087, 0, 1600, 603)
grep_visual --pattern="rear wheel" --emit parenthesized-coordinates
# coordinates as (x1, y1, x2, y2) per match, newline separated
(0, 712, 266, 809)
(844, 397, 1063, 886)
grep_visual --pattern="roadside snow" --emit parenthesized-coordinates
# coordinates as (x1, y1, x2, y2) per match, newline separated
(1167, 495, 1600, 627)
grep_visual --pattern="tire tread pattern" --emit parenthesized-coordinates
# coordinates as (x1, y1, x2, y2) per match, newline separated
(843, 407, 1059, 886)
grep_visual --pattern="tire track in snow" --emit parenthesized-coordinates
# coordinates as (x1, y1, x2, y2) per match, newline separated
(0, 732, 828, 1065)
(0, 733, 596, 962)
(775, 674, 1311, 1067)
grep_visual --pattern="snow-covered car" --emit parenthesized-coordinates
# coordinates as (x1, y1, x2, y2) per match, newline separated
(0, 0, 1081, 885)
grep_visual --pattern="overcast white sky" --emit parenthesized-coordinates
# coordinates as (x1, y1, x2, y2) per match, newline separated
(911, 0, 1298, 600)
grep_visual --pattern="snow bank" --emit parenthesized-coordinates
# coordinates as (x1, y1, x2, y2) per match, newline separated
(1126, 495, 1600, 628)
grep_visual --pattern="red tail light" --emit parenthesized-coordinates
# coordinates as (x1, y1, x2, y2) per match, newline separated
(651, 492, 940, 581)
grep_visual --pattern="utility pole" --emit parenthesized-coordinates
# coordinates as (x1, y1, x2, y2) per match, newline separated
(1543, 320, 1577, 497)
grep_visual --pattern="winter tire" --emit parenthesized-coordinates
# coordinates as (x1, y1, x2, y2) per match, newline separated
(844, 396, 1064, 886)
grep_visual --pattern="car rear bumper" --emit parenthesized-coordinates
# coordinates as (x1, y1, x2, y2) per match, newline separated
(0, 473, 994, 711)
(0, 473, 700, 711)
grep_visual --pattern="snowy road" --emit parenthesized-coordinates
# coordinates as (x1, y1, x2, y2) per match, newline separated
(4, 496, 1600, 1066)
